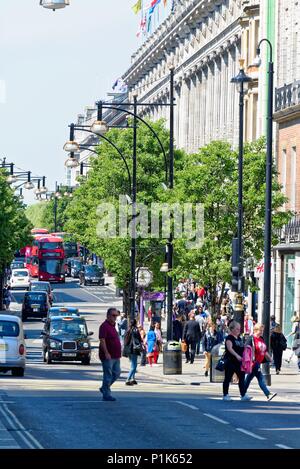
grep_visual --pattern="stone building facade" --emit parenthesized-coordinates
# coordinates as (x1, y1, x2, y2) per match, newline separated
(123, 0, 261, 153)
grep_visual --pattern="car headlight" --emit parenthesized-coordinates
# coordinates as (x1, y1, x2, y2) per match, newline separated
(81, 342, 89, 349)
(50, 340, 61, 349)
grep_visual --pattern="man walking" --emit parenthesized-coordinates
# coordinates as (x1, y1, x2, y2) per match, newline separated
(99, 308, 122, 401)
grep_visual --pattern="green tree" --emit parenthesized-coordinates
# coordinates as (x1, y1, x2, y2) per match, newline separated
(25, 202, 48, 229)
(0, 172, 33, 308)
(65, 120, 185, 311)
(41, 191, 73, 233)
(172, 138, 291, 314)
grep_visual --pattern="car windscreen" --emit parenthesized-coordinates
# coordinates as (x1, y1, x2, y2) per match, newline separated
(13, 271, 28, 277)
(72, 261, 82, 268)
(25, 293, 47, 302)
(31, 284, 49, 292)
(11, 263, 24, 269)
(0, 320, 19, 337)
(39, 260, 64, 275)
(85, 266, 101, 275)
(50, 319, 87, 336)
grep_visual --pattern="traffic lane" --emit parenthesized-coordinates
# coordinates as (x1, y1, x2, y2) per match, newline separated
(52, 279, 121, 306)
(1, 388, 272, 449)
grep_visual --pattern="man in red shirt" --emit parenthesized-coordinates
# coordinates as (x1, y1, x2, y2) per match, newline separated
(99, 308, 122, 401)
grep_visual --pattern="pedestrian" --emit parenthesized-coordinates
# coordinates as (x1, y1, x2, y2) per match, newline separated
(222, 320, 251, 402)
(182, 311, 201, 364)
(244, 323, 277, 401)
(172, 314, 184, 342)
(146, 324, 157, 366)
(203, 323, 219, 377)
(3, 285, 12, 311)
(138, 325, 147, 366)
(195, 305, 206, 354)
(154, 322, 163, 364)
(270, 324, 287, 374)
(286, 315, 300, 371)
(123, 319, 143, 386)
(117, 312, 128, 345)
(244, 312, 254, 336)
(270, 315, 277, 332)
(98, 307, 122, 401)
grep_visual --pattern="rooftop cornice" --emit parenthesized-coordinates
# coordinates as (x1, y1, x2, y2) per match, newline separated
(123, 0, 220, 82)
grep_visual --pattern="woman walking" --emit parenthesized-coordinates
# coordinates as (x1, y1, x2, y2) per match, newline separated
(270, 324, 287, 374)
(154, 322, 163, 364)
(146, 324, 157, 366)
(223, 320, 251, 401)
(123, 319, 143, 385)
(244, 323, 277, 401)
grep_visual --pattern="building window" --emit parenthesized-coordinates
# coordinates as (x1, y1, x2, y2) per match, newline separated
(291, 146, 297, 212)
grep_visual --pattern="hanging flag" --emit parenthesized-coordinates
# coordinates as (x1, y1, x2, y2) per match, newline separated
(136, 15, 147, 37)
(112, 78, 128, 93)
(132, 0, 142, 15)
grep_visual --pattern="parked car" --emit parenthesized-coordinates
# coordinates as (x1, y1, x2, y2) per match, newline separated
(10, 260, 26, 270)
(9, 269, 30, 290)
(0, 315, 26, 376)
(79, 265, 104, 286)
(22, 291, 50, 321)
(29, 281, 53, 305)
(70, 259, 83, 279)
(41, 316, 93, 365)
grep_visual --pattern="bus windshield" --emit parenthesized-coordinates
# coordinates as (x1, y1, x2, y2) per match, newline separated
(40, 242, 63, 250)
(39, 260, 64, 275)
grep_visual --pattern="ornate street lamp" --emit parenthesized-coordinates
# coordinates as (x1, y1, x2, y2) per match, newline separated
(39, 0, 70, 11)
(230, 59, 252, 331)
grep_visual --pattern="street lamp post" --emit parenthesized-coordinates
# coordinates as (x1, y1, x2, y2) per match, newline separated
(231, 59, 252, 332)
(253, 39, 274, 386)
(130, 94, 138, 322)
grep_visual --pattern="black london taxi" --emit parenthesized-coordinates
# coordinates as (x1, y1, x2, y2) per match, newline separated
(22, 291, 50, 321)
(41, 316, 93, 365)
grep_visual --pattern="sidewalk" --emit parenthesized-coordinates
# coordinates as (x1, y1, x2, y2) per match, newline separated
(120, 349, 300, 402)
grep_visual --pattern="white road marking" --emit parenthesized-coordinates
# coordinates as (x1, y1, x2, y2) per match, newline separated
(260, 427, 300, 431)
(174, 401, 199, 410)
(236, 428, 266, 440)
(275, 444, 293, 449)
(80, 288, 105, 302)
(203, 413, 230, 425)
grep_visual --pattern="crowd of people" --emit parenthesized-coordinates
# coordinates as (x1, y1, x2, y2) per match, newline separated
(97, 280, 300, 401)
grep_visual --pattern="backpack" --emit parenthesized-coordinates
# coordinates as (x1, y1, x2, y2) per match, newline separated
(241, 345, 254, 374)
(279, 334, 287, 351)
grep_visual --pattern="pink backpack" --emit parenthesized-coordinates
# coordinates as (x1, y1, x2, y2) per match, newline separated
(241, 345, 254, 373)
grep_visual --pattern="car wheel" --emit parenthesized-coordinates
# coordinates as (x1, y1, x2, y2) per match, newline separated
(11, 368, 24, 377)
(45, 351, 52, 364)
(81, 357, 90, 365)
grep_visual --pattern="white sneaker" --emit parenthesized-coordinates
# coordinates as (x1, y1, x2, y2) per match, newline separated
(267, 392, 277, 402)
(223, 395, 232, 401)
(240, 394, 253, 401)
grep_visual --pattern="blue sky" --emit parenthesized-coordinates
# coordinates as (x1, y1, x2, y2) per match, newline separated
(0, 0, 139, 204)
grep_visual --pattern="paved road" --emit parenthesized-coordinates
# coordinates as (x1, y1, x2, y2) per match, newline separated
(0, 280, 299, 449)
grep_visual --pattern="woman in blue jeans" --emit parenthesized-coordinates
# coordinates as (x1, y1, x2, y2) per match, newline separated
(244, 323, 277, 401)
(124, 319, 142, 386)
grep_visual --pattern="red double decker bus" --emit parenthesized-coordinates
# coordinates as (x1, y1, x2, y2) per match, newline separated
(38, 236, 66, 283)
(25, 234, 46, 277)
(31, 228, 49, 236)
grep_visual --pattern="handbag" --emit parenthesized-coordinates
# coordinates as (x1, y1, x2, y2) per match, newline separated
(122, 344, 131, 358)
(215, 353, 228, 372)
(181, 341, 188, 352)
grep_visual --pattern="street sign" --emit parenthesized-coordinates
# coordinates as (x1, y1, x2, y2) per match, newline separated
(135, 267, 153, 287)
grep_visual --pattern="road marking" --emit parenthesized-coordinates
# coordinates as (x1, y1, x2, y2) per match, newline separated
(236, 428, 266, 440)
(174, 401, 199, 410)
(275, 444, 293, 449)
(260, 427, 300, 431)
(0, 399, 43, 449)
(203, 413, 230, 425)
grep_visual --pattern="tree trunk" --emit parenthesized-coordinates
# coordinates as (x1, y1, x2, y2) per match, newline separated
(217, 282, 226, 315)
(122, 284, 130, 317)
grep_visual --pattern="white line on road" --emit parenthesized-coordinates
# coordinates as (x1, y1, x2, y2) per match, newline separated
(275, 444, 293, 449)
(236, 428, 266, 440)
(174, 401, 199, 410)
(260, 427, 300, 431)
(203, 413, 230, 425)
(80, 288, 105, 302)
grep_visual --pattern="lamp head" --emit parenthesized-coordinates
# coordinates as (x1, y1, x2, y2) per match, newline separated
(160, 262, 169, 273)
(91, 120, 109, 136)
(40, 1, 70, 11)
(252, 49, 261, 67)
(40, 186, 48, 194)
(65, 155, 79, 168)
(24, 181, 34, 190)
(63, 141, 79, 152)
(7, 174, 17, 184)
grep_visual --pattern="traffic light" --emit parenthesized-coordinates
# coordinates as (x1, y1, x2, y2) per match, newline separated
(231, 238, 239, 292)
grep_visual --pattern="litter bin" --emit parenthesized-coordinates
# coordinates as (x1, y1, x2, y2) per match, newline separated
(210, 343, 225, 383)
(163, 341, 182, 375)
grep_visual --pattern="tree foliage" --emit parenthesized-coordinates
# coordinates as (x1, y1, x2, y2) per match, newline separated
(25, 202, 48, 229)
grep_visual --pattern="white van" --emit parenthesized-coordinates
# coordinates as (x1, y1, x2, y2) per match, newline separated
(9, 268, 31, 290)
(0, 315, 26, 376)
